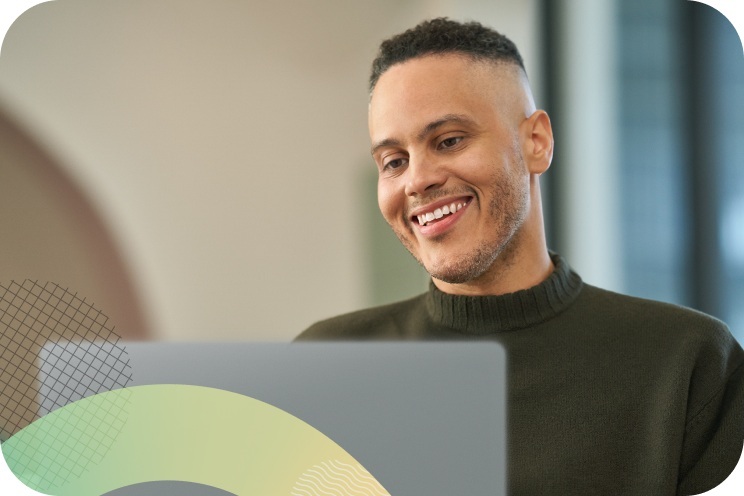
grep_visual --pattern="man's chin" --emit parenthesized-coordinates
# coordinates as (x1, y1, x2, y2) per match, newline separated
(426, 261, 489, 285)
(423, 243, 509, 286)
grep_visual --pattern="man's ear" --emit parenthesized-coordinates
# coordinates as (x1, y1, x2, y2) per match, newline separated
(520, 110, 554, 175)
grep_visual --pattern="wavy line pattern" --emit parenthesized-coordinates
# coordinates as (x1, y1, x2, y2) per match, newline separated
(291, 459, 390, 496)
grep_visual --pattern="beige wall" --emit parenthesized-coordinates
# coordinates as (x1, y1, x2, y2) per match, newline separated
(0, 0, 540, 341)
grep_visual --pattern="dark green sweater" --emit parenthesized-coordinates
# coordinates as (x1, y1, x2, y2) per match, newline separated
(297, 254, 744, 496)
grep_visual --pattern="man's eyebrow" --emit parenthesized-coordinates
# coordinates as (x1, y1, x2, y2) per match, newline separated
(370, 114, 475, 156)
(370, 138, 402, 156)
(416, 114, 474, 141)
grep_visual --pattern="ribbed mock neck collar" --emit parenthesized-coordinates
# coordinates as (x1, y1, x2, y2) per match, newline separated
(424, 253, 583, 334)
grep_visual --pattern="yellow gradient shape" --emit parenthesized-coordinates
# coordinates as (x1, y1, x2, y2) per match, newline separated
(2, 385, 389, 496)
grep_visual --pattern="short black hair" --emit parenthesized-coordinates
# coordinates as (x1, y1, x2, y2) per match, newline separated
(369, 18, 525, 92)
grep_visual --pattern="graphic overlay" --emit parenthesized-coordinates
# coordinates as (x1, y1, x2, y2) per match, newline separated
(0, 281, 133, 439)
(689, 0, 744, 55)
(104, 481, 237, 496)
(0, 1, 48, 56)
(0, 283, 395, 495)
(0, 281, 133, 493)
(682, 2, 744, 492)
(291, 460, 389, 496)
(3, 385, 391, 496)
(0, 445, 44, 496)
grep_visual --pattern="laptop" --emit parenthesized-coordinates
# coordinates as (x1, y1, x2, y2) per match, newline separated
(26, 341, 507, 495)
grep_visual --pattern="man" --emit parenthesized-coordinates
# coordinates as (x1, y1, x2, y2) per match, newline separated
(297, 18, 744, 495)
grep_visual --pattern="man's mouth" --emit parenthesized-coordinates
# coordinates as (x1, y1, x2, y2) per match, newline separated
(414, 199, 470, 226)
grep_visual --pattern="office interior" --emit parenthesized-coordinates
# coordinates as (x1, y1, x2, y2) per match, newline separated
(0, 0, 741, 342)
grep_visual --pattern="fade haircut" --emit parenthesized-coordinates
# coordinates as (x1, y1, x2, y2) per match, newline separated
(369, 18, 525, 92)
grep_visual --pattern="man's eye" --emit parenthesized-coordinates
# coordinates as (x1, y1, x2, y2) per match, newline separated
(439, 136, 463, 149)
(383, 157, 408, 170)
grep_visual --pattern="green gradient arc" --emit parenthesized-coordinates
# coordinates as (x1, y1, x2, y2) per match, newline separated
(1, 384, 388, 495)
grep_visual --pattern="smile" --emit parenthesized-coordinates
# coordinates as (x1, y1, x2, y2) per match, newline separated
(416, 201, 467, 226)
(410, 196, 472, 230)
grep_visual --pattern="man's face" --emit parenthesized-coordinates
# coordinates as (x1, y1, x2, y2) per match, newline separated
(369, 54, 531, 285)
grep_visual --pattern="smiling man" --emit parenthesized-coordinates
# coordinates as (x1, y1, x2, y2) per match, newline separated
(297, 18, 744, 495)
(370, 50, 552, 297)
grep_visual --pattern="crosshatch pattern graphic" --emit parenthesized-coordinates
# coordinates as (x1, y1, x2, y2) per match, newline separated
(0, 280, 133, 492)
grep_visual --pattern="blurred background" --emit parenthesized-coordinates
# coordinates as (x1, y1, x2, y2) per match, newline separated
(0, 0, 741, 342)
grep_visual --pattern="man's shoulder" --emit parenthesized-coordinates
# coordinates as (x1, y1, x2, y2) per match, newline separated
(296, 293, 428, 341)
(579, 283, 735, 345)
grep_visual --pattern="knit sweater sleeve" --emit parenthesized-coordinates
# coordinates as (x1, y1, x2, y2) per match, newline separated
(677, 322, 744, 495)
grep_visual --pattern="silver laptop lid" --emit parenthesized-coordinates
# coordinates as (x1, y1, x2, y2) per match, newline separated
(26, 341, 506, 495)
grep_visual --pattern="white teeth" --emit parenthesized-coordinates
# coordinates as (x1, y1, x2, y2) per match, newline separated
(417, 200, 468, 226)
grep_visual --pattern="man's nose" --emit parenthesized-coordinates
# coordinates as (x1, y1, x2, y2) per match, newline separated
(404, 153, 447, 196)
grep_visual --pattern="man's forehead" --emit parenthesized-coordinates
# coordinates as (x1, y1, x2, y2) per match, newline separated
(368, 54, 531, 139)
(370, 56, 516, 121)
